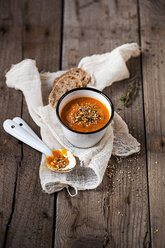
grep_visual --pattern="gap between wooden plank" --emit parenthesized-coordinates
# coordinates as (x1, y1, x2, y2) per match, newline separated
(2, 164, 19, 248)
(59, 0, 65, 70)
(52, 1, 65, 248)
(137, 0, 152, 246)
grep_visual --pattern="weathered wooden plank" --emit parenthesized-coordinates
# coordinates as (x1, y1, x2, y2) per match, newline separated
(55, 0, 150, 247)
(139, 0, 165, 247)
(4, 1, 62, 248)
(0, 0, 23, 246)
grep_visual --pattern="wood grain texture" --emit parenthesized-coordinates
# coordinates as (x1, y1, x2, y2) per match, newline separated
(23, 0, 63, 105)
(139, 0, 165, 247)
(0, 0, 23, 246)
(55, 0, 150, 247)
(3, 0, 62, 248)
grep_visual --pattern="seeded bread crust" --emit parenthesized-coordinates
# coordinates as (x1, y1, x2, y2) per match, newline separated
(53, 67, 90, 87)
(49, 75, 83, 108)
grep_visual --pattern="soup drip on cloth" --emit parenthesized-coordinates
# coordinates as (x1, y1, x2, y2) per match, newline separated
(6, 43, 140, 196)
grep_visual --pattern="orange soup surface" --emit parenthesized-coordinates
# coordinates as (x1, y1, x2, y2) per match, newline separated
(60, 97, 110, 132)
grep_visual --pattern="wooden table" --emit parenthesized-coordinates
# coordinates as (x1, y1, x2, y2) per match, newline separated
(0, 0, 164, 247)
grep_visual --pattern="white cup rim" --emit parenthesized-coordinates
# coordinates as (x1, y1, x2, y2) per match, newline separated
(56, 87, 114, 135)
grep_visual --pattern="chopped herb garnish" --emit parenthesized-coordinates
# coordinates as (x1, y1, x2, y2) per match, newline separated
(73, 104, 101, 124)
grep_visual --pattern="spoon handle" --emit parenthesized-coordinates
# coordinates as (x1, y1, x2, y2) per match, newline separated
(13, 117, 41, 141)
(3, 119, 52, 156)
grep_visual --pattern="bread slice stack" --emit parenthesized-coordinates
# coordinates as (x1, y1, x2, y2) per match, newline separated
(49, 68, 90, 108)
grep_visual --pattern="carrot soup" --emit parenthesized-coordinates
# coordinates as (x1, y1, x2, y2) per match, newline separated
(60, 97, 110, 132)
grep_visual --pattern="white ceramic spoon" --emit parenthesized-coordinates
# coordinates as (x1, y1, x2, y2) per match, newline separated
(3, 117, 76, 172)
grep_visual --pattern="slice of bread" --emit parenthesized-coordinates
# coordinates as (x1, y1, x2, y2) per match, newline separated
(53, 67, 90, 87)
(49, 75, 83, 108)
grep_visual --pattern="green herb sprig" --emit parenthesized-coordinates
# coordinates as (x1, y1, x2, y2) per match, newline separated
(120, 76, 139, 107)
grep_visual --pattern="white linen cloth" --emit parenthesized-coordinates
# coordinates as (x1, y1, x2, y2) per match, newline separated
(6, 43, 140, 196)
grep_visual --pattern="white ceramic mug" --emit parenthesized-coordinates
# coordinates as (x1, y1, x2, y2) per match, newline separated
(56, 87, 114, 148)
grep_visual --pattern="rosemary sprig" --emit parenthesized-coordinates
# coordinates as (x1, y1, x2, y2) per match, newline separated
(120, 76, 139, 107)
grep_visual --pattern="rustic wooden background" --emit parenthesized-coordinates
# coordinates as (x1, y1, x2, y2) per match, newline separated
(0, 0, 164, 247)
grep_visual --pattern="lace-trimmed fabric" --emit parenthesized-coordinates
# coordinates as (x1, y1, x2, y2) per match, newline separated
(6, 43, 140, 196)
